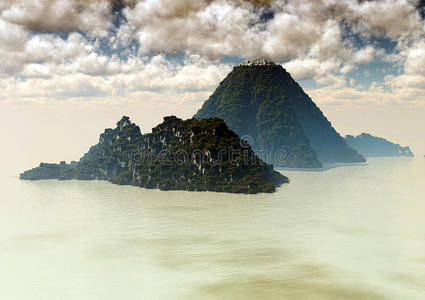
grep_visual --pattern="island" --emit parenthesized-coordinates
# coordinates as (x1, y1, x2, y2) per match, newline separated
(195, 58, 365, 168)
(20, 116, 288, 194)
(345, 133, 414, 157)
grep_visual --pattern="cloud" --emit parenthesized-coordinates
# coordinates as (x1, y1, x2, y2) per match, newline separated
(0, 31, 91, 77)
(124, 0, 264, 59)
(353, 45, 375, 64)
(0, 54, 232, 104)
(307, 81, 425, 107)
(282, 58, 341, 81)
(403, 41, 425, 77)
(384, 40, 425, 90)
(1, 0, 112, 36)
(0, 18, 27, 51)
(22, 63, 51, 78)
(342, 0, 424, 39)
(0, 0, 424, 108)
(1, 0, 423, 59)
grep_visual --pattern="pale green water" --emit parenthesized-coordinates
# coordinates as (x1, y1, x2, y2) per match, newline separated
(1, 157, 424, 299)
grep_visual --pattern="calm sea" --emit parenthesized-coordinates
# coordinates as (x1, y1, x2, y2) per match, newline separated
(1, 157, 424, 299)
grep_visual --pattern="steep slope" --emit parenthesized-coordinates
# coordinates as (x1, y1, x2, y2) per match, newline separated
(195, 58, 365, 166)
(345, 133, 414, 157)
(20, 116, 287, 194)
(195, 59, 322, 168)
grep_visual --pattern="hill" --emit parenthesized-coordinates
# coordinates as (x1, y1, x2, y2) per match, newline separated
(345, 133, 414, 157)
(20, 116, 287, 194)
(195, 58, 365, 167)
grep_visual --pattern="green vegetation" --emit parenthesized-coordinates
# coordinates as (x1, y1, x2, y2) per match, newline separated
(195, 63, 321, 168)
(20, 116, 288, 194)
(20, 162, 75, 181)
(195, 60, 365, 167)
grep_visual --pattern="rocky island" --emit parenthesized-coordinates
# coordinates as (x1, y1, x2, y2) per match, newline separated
(195, 58, 365, 168)
(20, 116, 288, 194)
(345, 133, 414, 157)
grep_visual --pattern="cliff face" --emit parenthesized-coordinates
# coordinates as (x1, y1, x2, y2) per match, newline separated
(345, 133, 414, 158)
(20, 116, 288, 194)
(195, 59, 365, 167)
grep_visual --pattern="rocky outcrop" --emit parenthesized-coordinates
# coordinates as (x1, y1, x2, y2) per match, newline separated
(20, 116, 288, 194)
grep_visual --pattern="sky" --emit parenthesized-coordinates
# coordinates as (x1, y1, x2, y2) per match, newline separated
(0, 0, 424, 173)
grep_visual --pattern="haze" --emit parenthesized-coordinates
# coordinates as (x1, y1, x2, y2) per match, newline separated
(1, 0, 424, 174)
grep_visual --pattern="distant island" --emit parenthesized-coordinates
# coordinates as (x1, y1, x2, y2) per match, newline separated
(345, 133, 414, 157)
(195, 58, 365, 169)
(20, 116, 288, 194)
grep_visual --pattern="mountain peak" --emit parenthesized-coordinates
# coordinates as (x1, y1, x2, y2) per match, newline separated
(195, 58, 366, 167)
(117, 116, 131, 127)
(239, 58, 276, 67)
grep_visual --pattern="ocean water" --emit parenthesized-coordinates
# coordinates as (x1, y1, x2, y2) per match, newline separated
(1, 157, 424, 299)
